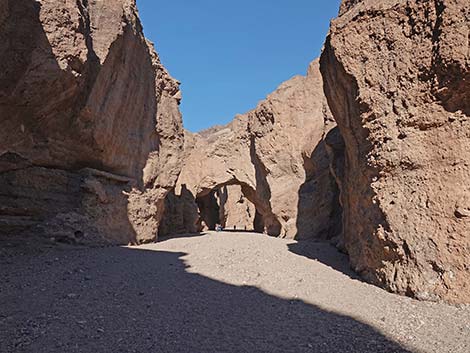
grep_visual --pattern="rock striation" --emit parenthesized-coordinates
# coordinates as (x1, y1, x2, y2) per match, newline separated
(162, 60, 341, 240)
(0, 0, 184, 244)
(321, 0, 470, 303)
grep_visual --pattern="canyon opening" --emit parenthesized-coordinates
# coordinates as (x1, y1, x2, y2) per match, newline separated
(0, 1, 469, 352)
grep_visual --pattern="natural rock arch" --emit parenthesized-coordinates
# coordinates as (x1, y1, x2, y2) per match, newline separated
(160, 60, 342, 240)
(195, 178, 282, 235)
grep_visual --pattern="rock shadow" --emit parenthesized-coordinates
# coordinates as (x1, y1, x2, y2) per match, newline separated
(248, 136, 282, 235)
(159, 185, 201, 237)
(158, 232, 209, 243)
(287, 241, 361, 281)
(292, 128, 357, 280)
(0, 246, 413, 353)
(196, 191, 221, 230)
(295, 130, 343, 241)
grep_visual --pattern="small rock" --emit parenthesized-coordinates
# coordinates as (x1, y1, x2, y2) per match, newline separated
(455, 206, 470, 219)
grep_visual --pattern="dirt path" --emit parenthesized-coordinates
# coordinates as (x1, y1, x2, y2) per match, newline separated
(1, 232, 469, 352)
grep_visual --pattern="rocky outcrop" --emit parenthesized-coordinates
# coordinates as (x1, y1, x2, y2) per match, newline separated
(0, 0, 184, 244)
(321, 0, 470, 303)
(163, 60, 340, 239)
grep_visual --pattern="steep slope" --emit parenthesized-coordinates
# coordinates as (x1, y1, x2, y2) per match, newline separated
(0, 0, 184, 244)
(321, 0, 470, 303)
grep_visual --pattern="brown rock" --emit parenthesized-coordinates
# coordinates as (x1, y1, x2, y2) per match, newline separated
(164, 60, 340, 239)
(0, 0, 184, 244)
(321, 0, 470, 303)
(218, 185, 256, 231)
(159, 184, 201, 237)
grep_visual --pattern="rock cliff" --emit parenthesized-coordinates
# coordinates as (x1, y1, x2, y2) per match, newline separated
(162, 60, 341, 240)
(321, 0, 470, 303)
(0, 0, 184, 244)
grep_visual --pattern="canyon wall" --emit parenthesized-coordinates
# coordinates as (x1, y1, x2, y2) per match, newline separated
(162, 60, 341, 240)
(3, 0, 466, 305)
(0, 0, 184, 244)
(218, 185, 256, 231)
(321, 0, 469, 303)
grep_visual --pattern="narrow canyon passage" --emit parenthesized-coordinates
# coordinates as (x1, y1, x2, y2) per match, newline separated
(1, 233, 468, 353)
(1, 1, 469, 352)
(196, 185, 259, 232)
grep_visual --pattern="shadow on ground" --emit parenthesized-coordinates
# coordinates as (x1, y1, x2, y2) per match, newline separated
(0, 245, 412, 353)
(288, 240, 361, 281)
(157, 232, 209, 243)
(220, 229, 260, 234)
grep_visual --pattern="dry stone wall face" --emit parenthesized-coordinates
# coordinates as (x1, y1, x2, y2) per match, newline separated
(0, 0, 184, 244)
(321, 0, 470, 303)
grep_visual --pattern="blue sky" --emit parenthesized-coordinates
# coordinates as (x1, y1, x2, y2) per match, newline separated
(137, 0, 341, 132)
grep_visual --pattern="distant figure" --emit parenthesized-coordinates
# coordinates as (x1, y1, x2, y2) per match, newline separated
(215, 224, 222, 232)
(234, 225, 237, 230)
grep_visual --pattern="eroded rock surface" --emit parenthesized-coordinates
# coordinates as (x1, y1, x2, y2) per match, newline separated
(218, 185, 256, 231)
(321, 0, 470, 303)
(163, 60, 341, 239)
(0, 0, 184, 244)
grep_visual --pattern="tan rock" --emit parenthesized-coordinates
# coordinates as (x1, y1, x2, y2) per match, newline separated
(321, 0, 470, 303)
(159, 184, 200, 237)
(218, 185, 256, 231)
(166, 60, 339, 239)
(0, 0, 184, 244)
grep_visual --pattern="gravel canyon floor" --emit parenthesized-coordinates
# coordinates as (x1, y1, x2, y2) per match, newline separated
(1, 232, 469, 353)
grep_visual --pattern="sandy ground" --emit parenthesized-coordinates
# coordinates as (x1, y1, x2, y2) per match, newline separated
(0, 231, 469, 353)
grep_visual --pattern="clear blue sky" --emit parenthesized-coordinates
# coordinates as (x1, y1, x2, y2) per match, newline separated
(136, 0, 341, 132)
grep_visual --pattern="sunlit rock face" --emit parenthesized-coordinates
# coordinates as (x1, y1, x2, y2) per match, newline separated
(0, 0, 184, 244)
(162, 60, 342, 240)
(321, 0, 470, 303)
(218, 185, 256, 231)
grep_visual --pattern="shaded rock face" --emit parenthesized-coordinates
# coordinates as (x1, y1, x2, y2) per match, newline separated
(0, 0, 184, 244)
(159, 185, 200, 237)
(321, 0, 470, 303)
(163, 61, 341, 239)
